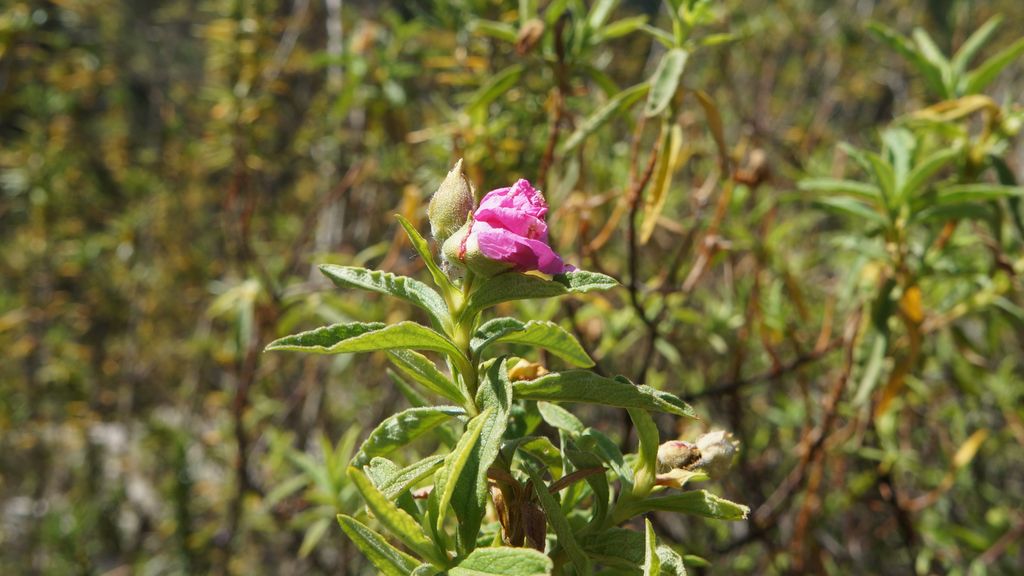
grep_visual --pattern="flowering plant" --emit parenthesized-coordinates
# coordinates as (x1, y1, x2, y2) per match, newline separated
(266, 162, 747, 574)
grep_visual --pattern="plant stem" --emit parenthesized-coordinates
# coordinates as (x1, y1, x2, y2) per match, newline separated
(450, 272, 480, 410)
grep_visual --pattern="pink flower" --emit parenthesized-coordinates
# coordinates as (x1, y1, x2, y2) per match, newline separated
(466, 180, 567, 274)
(443, 179, 569, 276)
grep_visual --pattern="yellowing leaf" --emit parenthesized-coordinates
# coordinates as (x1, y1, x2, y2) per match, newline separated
(952, 429, 988, 469)
(639, 123, 685, 244)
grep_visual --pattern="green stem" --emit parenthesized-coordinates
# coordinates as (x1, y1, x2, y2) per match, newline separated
(449, 272, 481, 412)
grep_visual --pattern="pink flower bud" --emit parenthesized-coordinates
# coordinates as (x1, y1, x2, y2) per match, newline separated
(443, 179, 569, 277)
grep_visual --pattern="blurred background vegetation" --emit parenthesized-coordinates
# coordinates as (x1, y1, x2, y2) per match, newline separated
(2, 0, 1023, 574)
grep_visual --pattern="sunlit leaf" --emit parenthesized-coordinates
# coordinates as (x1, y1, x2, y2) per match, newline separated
(472, 318, 593, 367)
(462, 270, 617, 320)
(513, 371, 696, 418)
(348, 468, 447, 566)
(266, 321, 467, 366)
(387, 349, 464, 404)
(337, 515, 422, 576)
(319, 265, 449, 331)
(352, 406, 465, 467)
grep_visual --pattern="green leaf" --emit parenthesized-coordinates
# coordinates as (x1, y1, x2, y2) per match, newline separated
(621, 489, 749, 520)
(593, 15, 649, 43)
(951, 16, 1002, 78)
(640, 24, 675, 48)
(368, 455, 447, 501)
(903, 148, 960, 197)
(867, 22, 946, 98)
(472, 318, 593, 367)
(934, 184, 1024, 205)
(798, 178, 884, 203)
(866, 151, 896, 200)
(348, 467, 447, 566)
(537, 401, 585, 435)
(911, 28, 952, 95)
(579, 528, 646, 568)
(449, 547, 553, 575)
(964, 37, 1024, 95)
(352, 406, 465, 467)
(515, 435, 564, 474)
(644, 49, 689, 117)
(450, 358, 514, 551)
(989, 154, 1024, 241)
(912, 203, 992, 224)
(882, 128, 915, 196)
(643, 519, 661, 576)
(395, 214, 458, 297)
(463, 270, 618, 320)
(566, 449, 609, 529)
(337, 514, 422, 576)
(266, 321, 468, 366)
(319, 265, 450, 331)
(513, 371, 696, 418)
(586, 0, 619, 30)
(435, 408, 490, 534)
(657, 545, 688, 576)
(387, 349, 465, 404)
(555, 270, 620, 292)
(468, 19, 518, 43)
(299, 518, 331, 558)
(389, 369, 430, 408)
(468, 64, 525, 119)
(560, 83, 650, 154)
(813, 197, 887, 226)
(643, 48, 692, 117)
(524, 465, 591, 574)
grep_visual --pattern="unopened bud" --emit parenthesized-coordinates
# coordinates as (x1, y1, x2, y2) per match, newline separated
(428, 159, 474, 243)
(694, 430, 737, 479)
(656, 440, 701, 474)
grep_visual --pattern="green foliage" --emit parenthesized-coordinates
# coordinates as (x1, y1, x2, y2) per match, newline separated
(4, 0, 1024, 574)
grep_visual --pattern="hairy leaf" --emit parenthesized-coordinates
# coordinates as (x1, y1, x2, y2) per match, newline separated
(537, 401, 585, 435)
(463, 270, 617, 320)
(643, 519, 660, 576)
(473, 318, 593, 367)
(395, 214, 458, 296)
(337, 515, 422, 576)
(450, 359, 514, 551)
(266, 321, 467, 366)
(621, 489, 749, 520)
(513, 371, 696, 418)
(449, 546, 553, 575)
(352, 406, 464, 467)
(348, 467, 446, 566)
(387, 349, 464, 404)
(435, 408, 490, 535)
(319, 264, 449, 330)
(367, 455, 447, 501)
